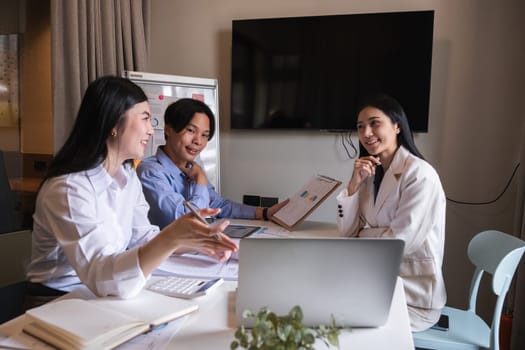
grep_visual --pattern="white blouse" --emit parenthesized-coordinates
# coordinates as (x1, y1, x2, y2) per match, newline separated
(27, 163, 159, 298)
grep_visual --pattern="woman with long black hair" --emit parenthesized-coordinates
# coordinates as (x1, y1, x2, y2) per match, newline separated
(337, 94, 446, 332)
(26, 76, 237, 304)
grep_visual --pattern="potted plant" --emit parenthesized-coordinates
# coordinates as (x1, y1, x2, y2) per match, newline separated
(231, 305, 349, 350)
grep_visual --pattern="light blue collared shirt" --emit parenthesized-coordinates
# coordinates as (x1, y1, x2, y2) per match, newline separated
(137, 147, 256, 229)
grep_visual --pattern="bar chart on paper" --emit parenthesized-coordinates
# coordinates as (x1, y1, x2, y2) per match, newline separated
(272, 175, 341, 230)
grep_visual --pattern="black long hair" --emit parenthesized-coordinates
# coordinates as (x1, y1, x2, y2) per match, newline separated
(44, 76, 148, 180)
(357, 94, 424, 160)
(164, 98, 215, 141)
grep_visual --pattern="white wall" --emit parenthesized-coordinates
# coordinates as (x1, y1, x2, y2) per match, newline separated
(149, 0, 525, 317)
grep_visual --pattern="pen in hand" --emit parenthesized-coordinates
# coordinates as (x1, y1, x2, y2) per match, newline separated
(183, 200, 222, 241)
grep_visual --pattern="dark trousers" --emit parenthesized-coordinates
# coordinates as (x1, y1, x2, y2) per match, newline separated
(1, 281, 66, 323)
(23, 282, 67, 310)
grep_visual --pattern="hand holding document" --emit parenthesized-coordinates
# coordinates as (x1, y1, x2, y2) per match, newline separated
(272, 174, 341, 231)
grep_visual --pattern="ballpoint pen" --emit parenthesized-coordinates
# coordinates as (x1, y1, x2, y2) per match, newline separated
(183, 200, 221, 241)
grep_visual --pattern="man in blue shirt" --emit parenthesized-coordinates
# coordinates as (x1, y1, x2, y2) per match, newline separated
(137, 98, 285, 229)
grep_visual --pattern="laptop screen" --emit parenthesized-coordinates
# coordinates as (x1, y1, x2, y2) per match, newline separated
(235, 238, 404, 327)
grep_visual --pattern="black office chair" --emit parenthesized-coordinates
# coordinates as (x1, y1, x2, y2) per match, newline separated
(0, 150, 23, 233)
(0, 281, 27, 324)
(0, 229, 32, 324)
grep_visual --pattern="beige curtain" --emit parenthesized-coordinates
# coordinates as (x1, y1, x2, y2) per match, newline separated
(50, 0, 151, 152)
(511, 120, 525, 350)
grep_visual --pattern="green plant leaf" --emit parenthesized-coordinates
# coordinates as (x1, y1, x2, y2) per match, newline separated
(289, 305, 303, 321)
(287, 343, 298, 350)
(303, 332, 315, 344)
(232, 306, 347, 349)
(327, 331, 339, 347)
(242, 309, 254, 318)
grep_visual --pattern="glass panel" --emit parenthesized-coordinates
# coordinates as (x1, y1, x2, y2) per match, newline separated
(0, 34, 19, 128)
(0, 34, 26, 233)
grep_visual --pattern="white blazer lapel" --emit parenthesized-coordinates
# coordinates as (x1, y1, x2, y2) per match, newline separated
(373, 147, 407, 212)
(373, 170, 397, 212)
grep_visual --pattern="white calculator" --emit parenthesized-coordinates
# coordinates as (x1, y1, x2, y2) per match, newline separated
(147, 277, 223, 299)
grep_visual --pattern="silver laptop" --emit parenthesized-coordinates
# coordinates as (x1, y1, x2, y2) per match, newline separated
(235, 238, 404, 328)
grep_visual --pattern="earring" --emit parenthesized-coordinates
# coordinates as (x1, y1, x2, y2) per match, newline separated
(111, 131, 117, 137)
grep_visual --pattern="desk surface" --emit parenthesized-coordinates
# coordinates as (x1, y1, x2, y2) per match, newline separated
(169, 278, 413, 349)
(160, 220, 413, 349)
(0, 220, 414, 349)
(8, 177, 42, 193)
(238, 219, 341, 238)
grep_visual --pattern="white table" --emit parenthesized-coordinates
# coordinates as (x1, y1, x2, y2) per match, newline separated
(168, 277, 413, 349)
(0, 221, 415, 349)
(167, 220, 414, 349)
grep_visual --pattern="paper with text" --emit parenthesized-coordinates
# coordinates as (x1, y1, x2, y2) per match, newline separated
(155, 253, 239, 281)
(272, 174, 341, 230)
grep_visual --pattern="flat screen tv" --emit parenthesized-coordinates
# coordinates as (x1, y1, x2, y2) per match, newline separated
(231, 10, 434, 132)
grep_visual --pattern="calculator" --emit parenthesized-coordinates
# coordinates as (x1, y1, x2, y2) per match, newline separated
(147, 277, 223, 299)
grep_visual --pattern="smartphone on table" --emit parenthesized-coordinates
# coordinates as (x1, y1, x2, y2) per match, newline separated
(430, 314, 449, 331)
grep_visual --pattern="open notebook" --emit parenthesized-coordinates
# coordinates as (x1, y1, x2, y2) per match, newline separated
(23, 289, 198, 350)
(236, 238, 404, 328)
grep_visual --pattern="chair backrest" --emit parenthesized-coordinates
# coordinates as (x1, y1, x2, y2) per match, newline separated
(466, 230, 525, 350)
(0, 229, 32, 323)
(0, 229, 32, 287)
(0, 150, 19, 233)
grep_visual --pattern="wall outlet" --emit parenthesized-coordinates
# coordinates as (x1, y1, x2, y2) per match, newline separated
(243, 195, 261, 206)
(243, 195, 279, 207)
(34, 160, 47, 172)
(261, 196, 278, 207)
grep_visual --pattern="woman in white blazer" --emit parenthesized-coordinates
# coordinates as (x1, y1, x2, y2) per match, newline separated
(336, 94, 446, 332)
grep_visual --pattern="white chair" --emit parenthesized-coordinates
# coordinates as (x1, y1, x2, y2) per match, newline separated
(413, 230, 525, 350)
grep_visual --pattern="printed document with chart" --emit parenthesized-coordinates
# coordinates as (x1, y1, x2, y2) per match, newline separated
(272, 174, 341, 230)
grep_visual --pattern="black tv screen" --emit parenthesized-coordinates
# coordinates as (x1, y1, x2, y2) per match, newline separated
(231, 11, 434, 132)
